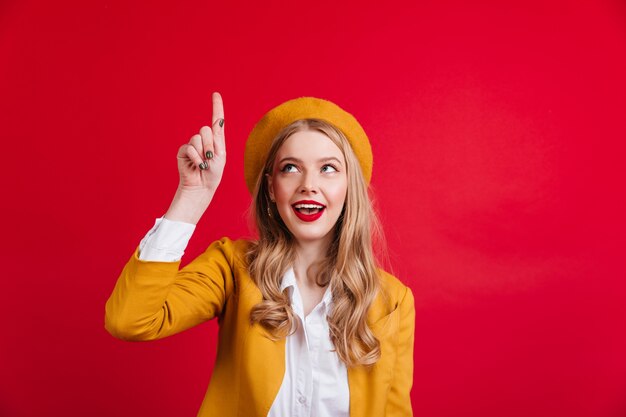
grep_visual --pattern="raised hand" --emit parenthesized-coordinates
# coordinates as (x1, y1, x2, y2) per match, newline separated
(176, 92, 226, 192)
(164, 92, 226, 224)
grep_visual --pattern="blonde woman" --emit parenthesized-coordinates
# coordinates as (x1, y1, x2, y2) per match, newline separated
(105, 93, 415, 417)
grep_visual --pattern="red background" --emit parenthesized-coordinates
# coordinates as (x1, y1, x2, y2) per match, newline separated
(1, 0, 625, 416)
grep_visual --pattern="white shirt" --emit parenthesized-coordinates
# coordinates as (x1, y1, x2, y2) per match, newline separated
(138, 217, 350, 417)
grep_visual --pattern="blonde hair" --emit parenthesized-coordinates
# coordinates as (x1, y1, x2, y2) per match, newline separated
(246, 119, 387, 368)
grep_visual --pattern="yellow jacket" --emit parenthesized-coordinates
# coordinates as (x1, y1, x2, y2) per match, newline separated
(105, 237, 415, 417)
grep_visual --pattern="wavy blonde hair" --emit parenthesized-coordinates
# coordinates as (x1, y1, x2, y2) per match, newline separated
(246, 119, 387, 368)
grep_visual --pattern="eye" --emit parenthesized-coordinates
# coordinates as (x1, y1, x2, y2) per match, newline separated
(321, 164, 338, 173)
(280, 163, 298, 173)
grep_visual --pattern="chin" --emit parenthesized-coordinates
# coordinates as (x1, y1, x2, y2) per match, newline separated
(289, 228, 335, 245)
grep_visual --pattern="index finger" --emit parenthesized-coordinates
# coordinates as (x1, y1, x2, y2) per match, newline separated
(211, 92, 224, 126)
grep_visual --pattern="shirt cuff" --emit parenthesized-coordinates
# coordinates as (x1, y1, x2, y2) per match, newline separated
(138, 216, 196, 262)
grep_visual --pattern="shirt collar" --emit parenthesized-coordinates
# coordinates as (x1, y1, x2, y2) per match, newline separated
(279, 267, 297, 293)
(280, 267, 334, 307)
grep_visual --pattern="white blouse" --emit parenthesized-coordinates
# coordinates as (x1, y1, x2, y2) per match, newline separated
(138, 217, 350, 417)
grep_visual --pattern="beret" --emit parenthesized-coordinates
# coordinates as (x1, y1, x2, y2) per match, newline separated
(244, 97, 373, 194)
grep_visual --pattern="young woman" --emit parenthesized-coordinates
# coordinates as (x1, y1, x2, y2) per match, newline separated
(105, 93, 415, 417)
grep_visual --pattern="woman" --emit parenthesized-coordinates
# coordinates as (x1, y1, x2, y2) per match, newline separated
(105, 92, 415, 417)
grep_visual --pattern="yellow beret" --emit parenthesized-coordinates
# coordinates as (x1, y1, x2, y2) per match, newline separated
(244, 97, 372, 194)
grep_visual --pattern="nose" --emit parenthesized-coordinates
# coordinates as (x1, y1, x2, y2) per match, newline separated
(299, 171, 319, 194)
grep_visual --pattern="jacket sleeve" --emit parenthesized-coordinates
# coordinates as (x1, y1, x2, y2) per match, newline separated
(104, 237, 239, 341)
(386, 286, 416, 416)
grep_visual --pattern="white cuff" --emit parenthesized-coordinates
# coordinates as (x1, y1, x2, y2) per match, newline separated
(138, 216, 196, 262)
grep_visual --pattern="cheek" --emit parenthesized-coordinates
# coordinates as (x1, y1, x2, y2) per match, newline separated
(327, 181, 348, 207)
(272, 178, 295, 203)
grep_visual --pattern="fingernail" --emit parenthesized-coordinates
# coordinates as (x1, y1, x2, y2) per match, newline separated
(206, 151, 213, 159)
(199, 161, 208, 170)
(219, 118, 224, 128)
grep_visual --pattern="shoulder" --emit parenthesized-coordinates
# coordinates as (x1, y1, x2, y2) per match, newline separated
(377, 269, 413, 305)
(367, 269, 414, 324)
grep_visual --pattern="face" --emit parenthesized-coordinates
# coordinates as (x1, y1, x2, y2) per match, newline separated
(267, 129, 348, 247)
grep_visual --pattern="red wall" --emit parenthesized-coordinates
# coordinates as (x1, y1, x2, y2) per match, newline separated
(1, 0, 625, 416)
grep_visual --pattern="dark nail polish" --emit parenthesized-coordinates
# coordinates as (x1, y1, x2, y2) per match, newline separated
(219, 118, 224, 127)
(206, 151, 213, 159)
(199, 161, 207, 170)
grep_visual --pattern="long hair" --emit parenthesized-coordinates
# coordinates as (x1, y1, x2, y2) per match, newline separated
(246, 119, 387, 367)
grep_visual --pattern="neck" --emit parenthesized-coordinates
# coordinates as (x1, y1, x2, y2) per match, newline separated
(293, 235, 331, 287)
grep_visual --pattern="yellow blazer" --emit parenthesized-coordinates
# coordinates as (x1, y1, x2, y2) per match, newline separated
(105, 238, 415, 417)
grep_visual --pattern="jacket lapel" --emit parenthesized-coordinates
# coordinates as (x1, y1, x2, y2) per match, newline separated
(348, 289, 399, 417)
(236, 280, 287, 417)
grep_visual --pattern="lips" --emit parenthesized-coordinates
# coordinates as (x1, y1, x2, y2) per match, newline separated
(292, 200, 326, 222)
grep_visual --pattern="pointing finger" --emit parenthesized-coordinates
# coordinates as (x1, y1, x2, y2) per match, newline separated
(211, 92, 224, 126)
(211, 92, 226, 157)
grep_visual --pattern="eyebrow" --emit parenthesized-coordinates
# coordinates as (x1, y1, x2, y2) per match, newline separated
(278, 156, 344, 166)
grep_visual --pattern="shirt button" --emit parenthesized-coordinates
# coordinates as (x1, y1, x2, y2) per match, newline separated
(298, 396, 306, 404)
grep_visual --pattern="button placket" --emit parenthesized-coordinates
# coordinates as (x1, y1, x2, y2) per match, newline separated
(270, 268, 349, 417)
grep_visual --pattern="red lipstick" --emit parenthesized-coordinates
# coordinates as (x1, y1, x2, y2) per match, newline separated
(292, 200, 326, 222)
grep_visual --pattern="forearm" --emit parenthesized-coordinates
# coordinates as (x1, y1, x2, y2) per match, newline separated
(139, 217, 195, 262)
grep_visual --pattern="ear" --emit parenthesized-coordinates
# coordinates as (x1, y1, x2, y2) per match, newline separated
(266, 173, 275, 201)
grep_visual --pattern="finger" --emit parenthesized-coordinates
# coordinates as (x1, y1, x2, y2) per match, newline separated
(211, 92, 224, 126)
(212, 120, 226, 159)
(198, 126, 214, 161)
(211, 93, 226, 157)
(190, 133, 209, 169)
(177, 143, 204, 169)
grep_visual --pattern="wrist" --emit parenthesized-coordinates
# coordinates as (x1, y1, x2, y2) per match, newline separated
(164, 187, 214, 225)
(175, 185, 215, 204)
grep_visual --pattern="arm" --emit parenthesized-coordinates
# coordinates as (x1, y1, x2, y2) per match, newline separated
(104, 237, 237, 341)
(105, 92, 228, 340)
(386, 286, 416, 416)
